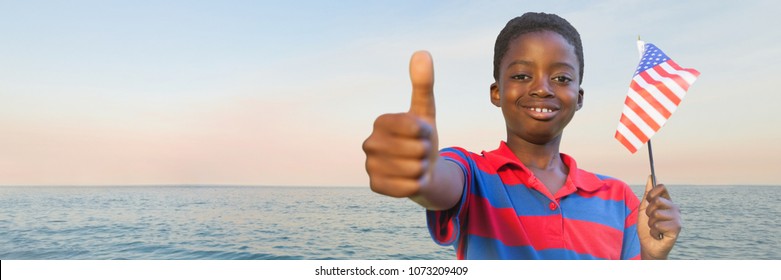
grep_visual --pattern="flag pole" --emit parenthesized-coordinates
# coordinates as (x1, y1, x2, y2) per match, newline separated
(647, 140, 657, 187)
(637, 35, 658, 188)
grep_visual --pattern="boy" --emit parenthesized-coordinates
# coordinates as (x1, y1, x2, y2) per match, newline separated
(362, 12, 681, 259)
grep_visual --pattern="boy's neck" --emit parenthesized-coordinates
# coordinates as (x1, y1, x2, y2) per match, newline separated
(506, 135, 569, 196)
(506, 135, 564, 170)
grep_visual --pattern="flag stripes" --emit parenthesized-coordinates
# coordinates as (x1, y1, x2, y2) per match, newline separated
(615, 43, 700, 153)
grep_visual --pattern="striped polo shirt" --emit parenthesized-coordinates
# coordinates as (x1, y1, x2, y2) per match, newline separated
(427, 142, 641, 259)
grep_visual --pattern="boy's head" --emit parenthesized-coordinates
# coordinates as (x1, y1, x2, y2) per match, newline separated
(493, 12, 584, 84)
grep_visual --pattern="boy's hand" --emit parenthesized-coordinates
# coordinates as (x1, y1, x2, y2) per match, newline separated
(638, 176, 682, 259)
(362, 51, 439, 198)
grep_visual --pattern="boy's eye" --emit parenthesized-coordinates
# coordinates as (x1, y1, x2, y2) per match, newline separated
(511, 74, 531, 80)
(552, 76, 572, 84)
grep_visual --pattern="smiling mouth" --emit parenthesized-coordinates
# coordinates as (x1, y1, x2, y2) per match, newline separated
(527, 107, 556, 113)
(522, 106, 559, 120)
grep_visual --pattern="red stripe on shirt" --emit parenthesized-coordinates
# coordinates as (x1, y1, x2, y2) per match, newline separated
(430, 211, 457, 244)
(466, 195, 532, 247)
(565, 219, 623, 259)
(625, 203, 639, 229)
(441, 151, 469, 172)
(474, 156, 500, 175)
(496, 167, 525, 186)
(576, 180, 631, 202)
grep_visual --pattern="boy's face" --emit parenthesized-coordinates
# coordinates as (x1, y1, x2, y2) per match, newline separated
(490, 30, 584, 145)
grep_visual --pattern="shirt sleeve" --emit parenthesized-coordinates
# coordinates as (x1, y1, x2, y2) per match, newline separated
(426, 147, 472, 246)
(621, 186, 642, 260)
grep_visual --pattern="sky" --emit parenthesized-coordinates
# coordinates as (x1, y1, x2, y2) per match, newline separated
(1, 0, 779, 186)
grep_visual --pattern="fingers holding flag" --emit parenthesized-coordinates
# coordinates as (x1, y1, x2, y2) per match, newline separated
(638, 175, 682, 259)
(644, 182, 678, 240)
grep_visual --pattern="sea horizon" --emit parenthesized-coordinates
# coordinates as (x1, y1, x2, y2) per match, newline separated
(1, 185, 779, 260)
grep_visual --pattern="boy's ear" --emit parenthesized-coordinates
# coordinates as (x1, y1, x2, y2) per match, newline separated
(577, 87, 584, 111)
(490, 82, 500, 107)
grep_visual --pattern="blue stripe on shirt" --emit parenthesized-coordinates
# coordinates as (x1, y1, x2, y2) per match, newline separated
(465, 235, 602, 260)
(560, 193, 631, 231)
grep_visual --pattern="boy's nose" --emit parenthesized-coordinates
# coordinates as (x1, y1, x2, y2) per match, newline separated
(529, 79, 553, 98)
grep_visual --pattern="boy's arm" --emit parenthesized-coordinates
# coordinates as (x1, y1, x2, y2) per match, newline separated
(409, 157, 464, 210)
(362, 51, 464, 211)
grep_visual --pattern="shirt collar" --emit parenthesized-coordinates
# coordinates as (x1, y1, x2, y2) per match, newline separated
(482, 141, 604, 193)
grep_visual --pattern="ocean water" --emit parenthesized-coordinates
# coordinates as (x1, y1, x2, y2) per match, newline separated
(0, 185, 778, 260)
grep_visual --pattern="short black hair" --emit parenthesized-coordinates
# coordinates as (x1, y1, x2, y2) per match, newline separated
(493, 12, 584, 84)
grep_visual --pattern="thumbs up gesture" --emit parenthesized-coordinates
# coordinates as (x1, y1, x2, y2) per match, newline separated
(362, 51, 439, 198)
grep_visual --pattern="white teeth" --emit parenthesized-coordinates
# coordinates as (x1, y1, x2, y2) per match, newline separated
(530, 108, 553, 113)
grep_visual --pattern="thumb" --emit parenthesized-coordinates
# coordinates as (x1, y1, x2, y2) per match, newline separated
(637, 175, 653, 242)
(408, 51, 436, 121)
(640, 175, 654, 209)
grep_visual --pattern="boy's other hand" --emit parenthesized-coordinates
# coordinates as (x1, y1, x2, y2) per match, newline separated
(362, 51, 439, 198)
(638, 176, 682, 259)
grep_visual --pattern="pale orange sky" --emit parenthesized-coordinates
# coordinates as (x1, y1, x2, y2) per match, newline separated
(1, 1, 779, 186)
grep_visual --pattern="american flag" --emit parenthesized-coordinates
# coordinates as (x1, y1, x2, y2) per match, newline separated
(615, 41, 700, 153)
